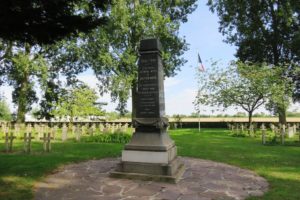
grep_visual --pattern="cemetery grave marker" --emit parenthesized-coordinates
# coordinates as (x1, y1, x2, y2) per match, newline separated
(52, 124, 58, 140)
(287, 123, 294, 138)
(293, 123, 297, 136)
(62, 123, 68, 142)
(241, 123, 244, 133)
(236, 124, 240, 135)
(22, 132, 34, 153)
(99, 123, 104, 132)
(281, 124, 286, 145)
(3, 127, 16, 153)
(40, 133, 53, 152)
(72, 123, 76, 135)
(261, 123, 266, 145)
(117, 123, 122, 133)
(103, 123, 110, 134)
(270, 123, 275, 133)
(111, 123, 116, 133)
(75, 124, 81, 141)
(90, 123, 96, 136)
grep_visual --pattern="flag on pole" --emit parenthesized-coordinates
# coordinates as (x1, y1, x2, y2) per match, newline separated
(198, 53, 205, 71)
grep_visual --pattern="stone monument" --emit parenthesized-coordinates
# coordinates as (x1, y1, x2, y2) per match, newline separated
(111, 38, 184, 182)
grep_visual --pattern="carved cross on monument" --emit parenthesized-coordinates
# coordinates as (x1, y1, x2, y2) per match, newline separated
(111, 38, 184, 183)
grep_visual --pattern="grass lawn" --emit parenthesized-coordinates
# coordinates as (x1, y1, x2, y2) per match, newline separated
(0, 128, 300, 200)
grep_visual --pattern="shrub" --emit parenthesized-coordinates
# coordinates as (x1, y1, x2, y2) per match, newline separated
(81, 133, 131, 143)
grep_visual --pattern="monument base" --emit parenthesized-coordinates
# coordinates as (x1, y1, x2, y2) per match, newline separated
(110, 157, 184, 183)
(110, 145, 185, 183)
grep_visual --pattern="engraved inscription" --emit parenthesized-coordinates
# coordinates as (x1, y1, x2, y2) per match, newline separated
(137, 54, 159, 118)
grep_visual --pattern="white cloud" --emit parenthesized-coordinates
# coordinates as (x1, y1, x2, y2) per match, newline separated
(165, 88, 197, 115)
(164, 77, 181, 88)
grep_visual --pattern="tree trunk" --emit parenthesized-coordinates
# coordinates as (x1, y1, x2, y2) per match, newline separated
(247, 111, 253, 135)
(131, 82, 137, 120)
(16, 76, 28, 123)
(278, 106, 287, 125)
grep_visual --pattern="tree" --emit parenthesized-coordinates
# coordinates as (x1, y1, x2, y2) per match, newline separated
(81, 0, 197, 116)
(264, 65, 295, 120)
(0, 98, 12, 121)
(207, 0, 300, 124)
(52, 84, 104, 122)
(195, 61, 270, 126)
(0, 44, 48, 122)
(0, 0, 110, 122)
(0, 0, 110, 44)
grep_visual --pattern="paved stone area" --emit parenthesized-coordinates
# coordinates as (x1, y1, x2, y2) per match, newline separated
(34, 157, 268, 200)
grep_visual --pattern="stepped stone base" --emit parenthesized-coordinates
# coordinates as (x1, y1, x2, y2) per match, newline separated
(110, 160, 185, 183)
(110, 145, 184, 183)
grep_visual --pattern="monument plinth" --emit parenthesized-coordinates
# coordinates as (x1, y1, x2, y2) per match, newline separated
(111, 38, 184, 183)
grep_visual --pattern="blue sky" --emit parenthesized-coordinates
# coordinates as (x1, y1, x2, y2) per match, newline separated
(163, 0, 236, 115)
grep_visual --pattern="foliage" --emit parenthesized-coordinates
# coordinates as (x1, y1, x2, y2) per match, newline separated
(207, 0, 299, 64)
(0, 99, 12, 121)
(81, 133, 131, 144)
(80, 0, 197, 114)
(0, 0, 110, 44)
(195, 61, 270, 125)
(207, 0, 300, 123)
(264, 65, 295, 118)
(52, 84, 104, 121)
(0, 44, 48, 122)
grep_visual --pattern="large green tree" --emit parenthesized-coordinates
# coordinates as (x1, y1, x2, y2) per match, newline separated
(195, 62, 269, 126)
(52, 84, 104, 122)
(207, 0, 300, 124)
(0, 43, 48, 122)
(82, 0, 197, 116)
(0, 0, 110, 44)
(0, 0, 110, 122)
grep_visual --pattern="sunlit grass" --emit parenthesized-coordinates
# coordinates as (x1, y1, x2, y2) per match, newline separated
(0, 128, 299, 199)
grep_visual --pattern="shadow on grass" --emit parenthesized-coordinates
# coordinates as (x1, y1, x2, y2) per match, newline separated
(0, 141, 123, 200)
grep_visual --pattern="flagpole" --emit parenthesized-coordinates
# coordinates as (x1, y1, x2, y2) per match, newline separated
(197, 52, 205, 133)
(198, 88, 201, 132)
(197, 54, 201, 133)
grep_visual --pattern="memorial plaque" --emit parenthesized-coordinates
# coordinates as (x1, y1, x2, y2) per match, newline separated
(136, 53, 164, 118)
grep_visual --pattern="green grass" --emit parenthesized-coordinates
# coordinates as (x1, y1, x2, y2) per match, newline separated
(0, 128, 300, 200)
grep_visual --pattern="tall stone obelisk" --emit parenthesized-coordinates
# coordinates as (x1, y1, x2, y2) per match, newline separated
(111, 38, 184, 183)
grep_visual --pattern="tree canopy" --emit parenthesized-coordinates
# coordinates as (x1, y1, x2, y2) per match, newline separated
(207, 0, 300, 123)
(195, 61, 295, 126)
(82, 0, 197, 115)
(0, 0, 110, 44)
(52, 84, 104, 122)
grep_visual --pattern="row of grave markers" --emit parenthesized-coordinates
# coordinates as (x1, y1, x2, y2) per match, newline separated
(3, 132, 52, 153)
(1, 122, 131, 153)
(228, 123, 300, 145)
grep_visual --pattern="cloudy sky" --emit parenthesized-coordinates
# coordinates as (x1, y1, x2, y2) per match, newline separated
(1, 1, 298, 116)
